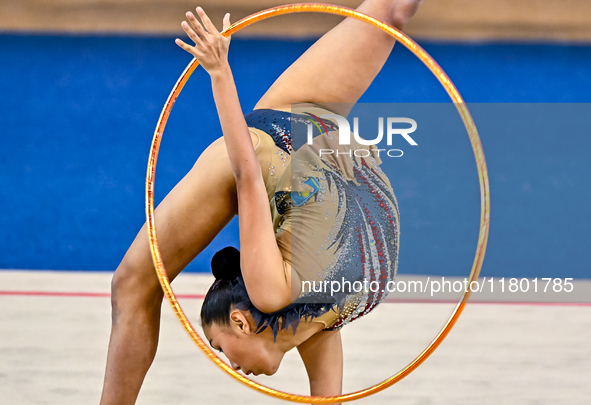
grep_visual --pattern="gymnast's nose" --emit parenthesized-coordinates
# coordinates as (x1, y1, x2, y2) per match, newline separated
(230, 361, 240, 371)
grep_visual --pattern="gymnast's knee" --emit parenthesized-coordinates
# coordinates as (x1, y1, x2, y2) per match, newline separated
(110, 261, 164, 323)
(390, 0, 423, 30)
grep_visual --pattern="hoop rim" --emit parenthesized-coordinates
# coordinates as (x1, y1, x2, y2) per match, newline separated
(146, 3, 490, 403)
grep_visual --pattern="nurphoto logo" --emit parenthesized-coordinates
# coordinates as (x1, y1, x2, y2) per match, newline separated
(306, 113, 418, 158)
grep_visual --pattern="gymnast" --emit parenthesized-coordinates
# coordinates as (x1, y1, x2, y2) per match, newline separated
(99, 1, 422, 403)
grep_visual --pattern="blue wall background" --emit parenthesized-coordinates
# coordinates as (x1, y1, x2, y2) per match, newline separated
(1, 34, 590, 278)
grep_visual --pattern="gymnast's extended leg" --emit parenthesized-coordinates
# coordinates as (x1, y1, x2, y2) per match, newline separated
(255, 0, 422, 116)
(253, 0, 422, 397)
(99, 1, 422, 403)
(99, 135, 257, 405)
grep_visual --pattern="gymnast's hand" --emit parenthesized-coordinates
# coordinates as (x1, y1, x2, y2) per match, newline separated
(175, 7, 232, 74)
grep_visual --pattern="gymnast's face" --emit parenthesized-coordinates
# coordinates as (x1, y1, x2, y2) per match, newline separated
(204, 309, 285, 376)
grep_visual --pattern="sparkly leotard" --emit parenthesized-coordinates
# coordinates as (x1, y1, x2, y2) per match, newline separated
(239, 105, 400, 335)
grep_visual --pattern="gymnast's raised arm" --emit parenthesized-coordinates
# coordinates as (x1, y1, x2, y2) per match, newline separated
(176, 7, 292, 314)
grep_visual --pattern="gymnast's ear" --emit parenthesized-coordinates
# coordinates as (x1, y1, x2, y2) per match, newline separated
(229, 309, 252, 334)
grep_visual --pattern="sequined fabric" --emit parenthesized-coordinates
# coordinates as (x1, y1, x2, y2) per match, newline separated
(245, 109, 338, 154)
(244, 107, 400, 337)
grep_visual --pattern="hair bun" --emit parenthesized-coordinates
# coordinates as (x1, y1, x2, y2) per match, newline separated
(211, 246, 241, 280)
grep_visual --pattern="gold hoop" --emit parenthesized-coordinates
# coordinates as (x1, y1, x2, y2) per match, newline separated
(146, 3, 490, 403)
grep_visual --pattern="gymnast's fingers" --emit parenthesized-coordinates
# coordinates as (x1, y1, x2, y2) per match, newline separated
(196, 7, 218, 36)
(222, 12, 232, 42)
(174, 38, 189, 50)
(181, 20, 203, 48)
(174, 38, 200, 59)
(186, 11, 209, 40)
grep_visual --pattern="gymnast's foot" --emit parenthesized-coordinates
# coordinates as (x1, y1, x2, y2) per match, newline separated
(390, 0, 424, 30)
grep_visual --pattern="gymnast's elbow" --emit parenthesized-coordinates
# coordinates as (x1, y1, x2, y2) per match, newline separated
(232, 159, 262, 182)
(233, 166, 265, 191)
(250, 288, 292, 314)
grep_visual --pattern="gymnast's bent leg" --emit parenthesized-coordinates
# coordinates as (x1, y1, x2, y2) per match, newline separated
(99, 135, 257, 405)
(255, 0, 422, 116)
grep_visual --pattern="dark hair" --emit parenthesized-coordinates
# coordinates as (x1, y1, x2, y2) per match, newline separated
(201, 248, 337, 341)
(200, 246, 245, 328)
